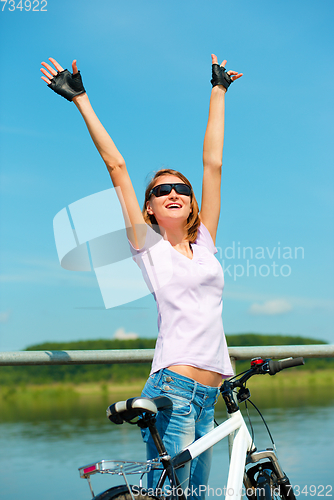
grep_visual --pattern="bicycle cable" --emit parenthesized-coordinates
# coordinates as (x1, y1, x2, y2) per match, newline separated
(227, 369, 250, 383)
(247, 398, 276, 450)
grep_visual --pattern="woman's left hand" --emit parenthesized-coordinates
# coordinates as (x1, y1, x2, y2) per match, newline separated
(211, 54, 243, 87)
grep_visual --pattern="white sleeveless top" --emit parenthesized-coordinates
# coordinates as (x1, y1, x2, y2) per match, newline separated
(129, 223, 233, 378)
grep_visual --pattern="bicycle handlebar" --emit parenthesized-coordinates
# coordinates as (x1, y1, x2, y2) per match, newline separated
(221, 356, 305, 412)
(226, 356, 305, 391)
(267, 356, 305, 375)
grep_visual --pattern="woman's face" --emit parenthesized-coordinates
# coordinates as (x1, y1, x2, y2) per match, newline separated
(146, 175, 192, 229)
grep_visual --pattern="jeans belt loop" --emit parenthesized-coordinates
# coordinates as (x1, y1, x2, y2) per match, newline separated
(154, 369, 164, 388)
(191, 380, 198, 402)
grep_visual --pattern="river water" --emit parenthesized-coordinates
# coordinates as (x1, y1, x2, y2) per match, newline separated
(0, 388, 333, 499)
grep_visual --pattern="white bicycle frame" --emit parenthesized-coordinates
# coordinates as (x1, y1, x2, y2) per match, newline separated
(80, 404, 287, 500)
(175, 408, 288, 500)
(80, 409, 278, 500)
(176, 410, 253, 500)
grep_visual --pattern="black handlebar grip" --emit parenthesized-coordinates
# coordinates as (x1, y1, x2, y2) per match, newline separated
(268, 357, 305, 375)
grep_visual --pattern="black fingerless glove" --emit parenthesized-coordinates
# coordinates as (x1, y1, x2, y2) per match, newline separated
(48, 69, 86, 102)
(211, 64, 233, 91)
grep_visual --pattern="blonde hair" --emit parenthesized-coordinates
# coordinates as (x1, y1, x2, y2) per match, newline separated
(142, 169, 201, 243)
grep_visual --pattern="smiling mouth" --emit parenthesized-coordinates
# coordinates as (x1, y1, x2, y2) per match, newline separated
(166, 203, 182, 209)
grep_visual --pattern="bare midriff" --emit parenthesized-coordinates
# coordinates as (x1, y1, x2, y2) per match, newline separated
(167, 365, 222, 387)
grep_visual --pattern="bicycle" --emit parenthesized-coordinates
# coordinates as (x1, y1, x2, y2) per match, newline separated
(78, 356, 305, 500)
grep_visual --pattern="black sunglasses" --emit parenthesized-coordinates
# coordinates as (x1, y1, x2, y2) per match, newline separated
(149, 183, 192, 198)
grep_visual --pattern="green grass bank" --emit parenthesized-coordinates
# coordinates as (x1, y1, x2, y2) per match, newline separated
(1, 369, 333, 424)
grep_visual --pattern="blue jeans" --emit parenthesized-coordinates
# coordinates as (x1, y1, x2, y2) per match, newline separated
(141, 368, 220, 500)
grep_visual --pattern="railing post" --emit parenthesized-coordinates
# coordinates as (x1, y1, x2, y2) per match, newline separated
(229, 356, 237, 376)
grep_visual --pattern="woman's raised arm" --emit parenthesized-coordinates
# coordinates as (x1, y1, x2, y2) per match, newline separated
(41, 58, 146, 248)
(200, 54, 242, 244)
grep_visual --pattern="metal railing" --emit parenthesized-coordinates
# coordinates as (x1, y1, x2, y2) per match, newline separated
(0, 344, 333, 366)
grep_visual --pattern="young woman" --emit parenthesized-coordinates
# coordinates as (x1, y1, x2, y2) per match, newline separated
(41, 55, 242, 499)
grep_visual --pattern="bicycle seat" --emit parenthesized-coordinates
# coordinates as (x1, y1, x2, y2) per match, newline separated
(107, 396, 173, 424)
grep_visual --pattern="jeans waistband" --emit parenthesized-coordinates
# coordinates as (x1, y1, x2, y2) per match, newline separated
(152, 368, 220, 398)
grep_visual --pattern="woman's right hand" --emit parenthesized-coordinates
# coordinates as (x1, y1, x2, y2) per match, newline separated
(41, 57, 145, 246)
(40, 58, 86, 102)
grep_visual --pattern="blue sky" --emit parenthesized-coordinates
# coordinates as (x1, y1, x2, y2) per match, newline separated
(0, 0, 333, 351)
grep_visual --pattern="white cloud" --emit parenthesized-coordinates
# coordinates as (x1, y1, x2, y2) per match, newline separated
(113, 327, 139, 340)
(248, 299, 293, 316)
(224, 287, 334, 312)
